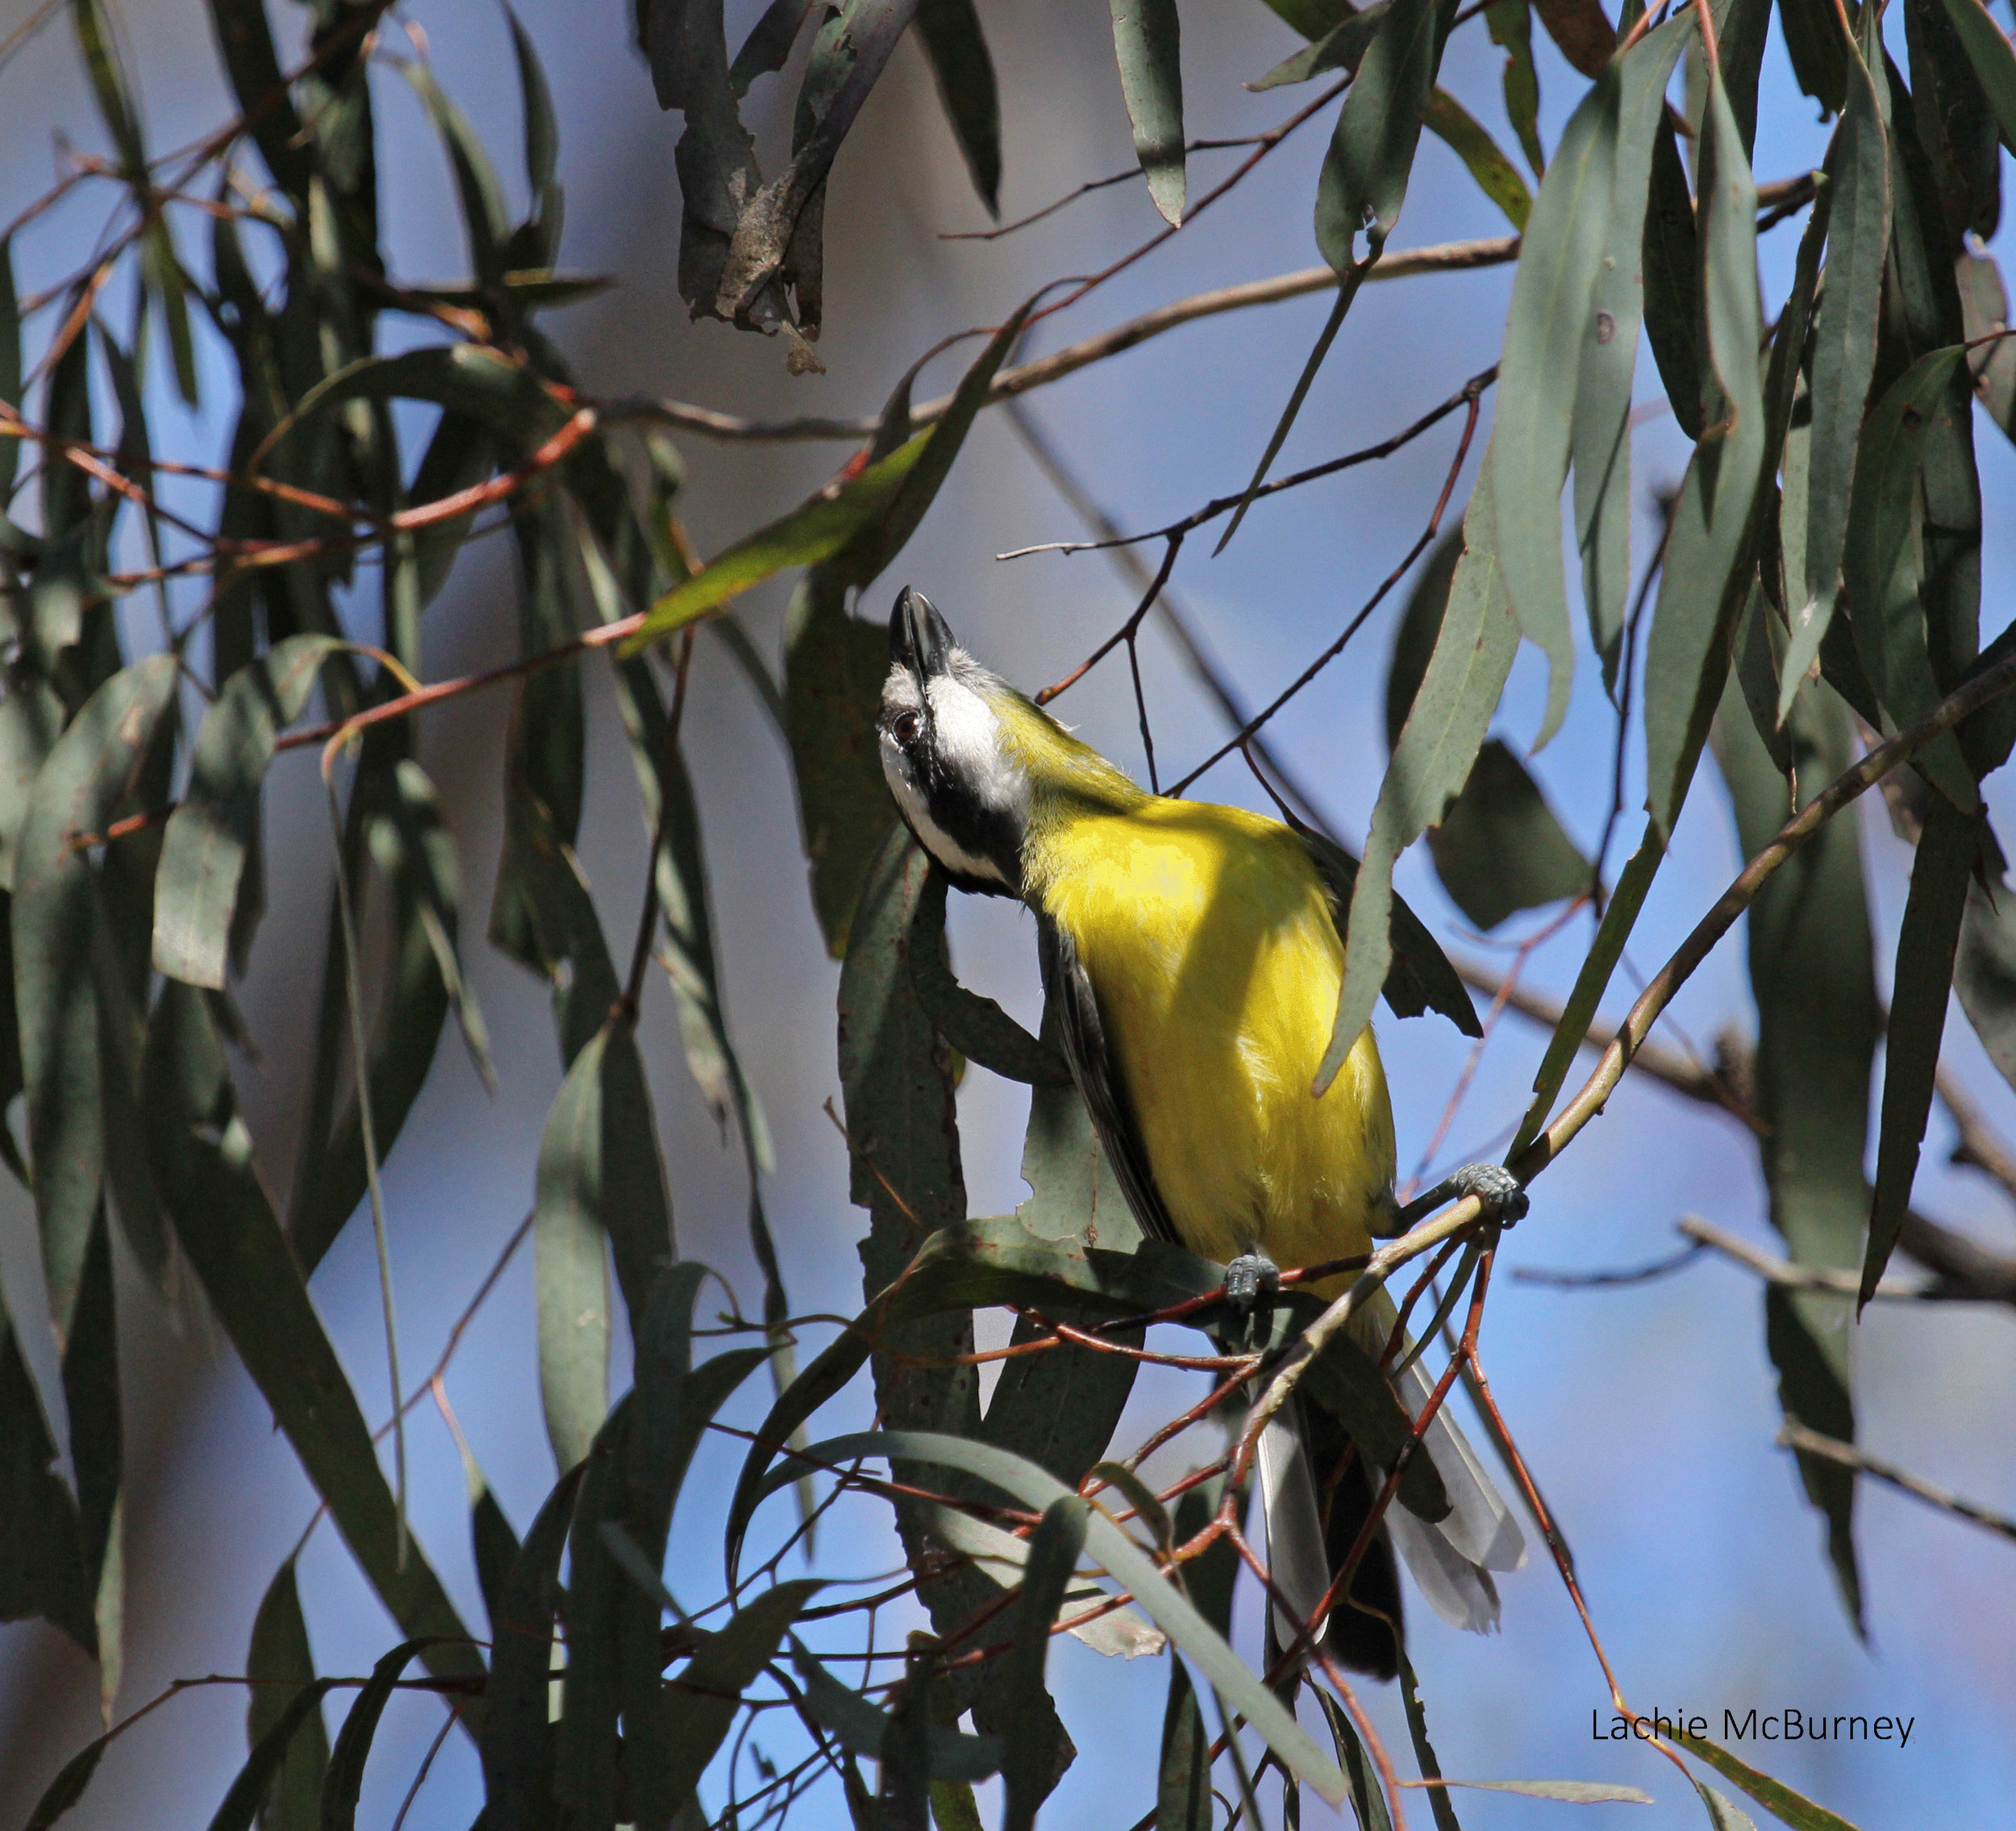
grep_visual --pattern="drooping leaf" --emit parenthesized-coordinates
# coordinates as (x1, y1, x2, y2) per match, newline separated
(1109, 0, 1185, 224)
(782, 570, 898, 956)
(1313, 1687, 1395, 1831)
(1865, 797, 1976, 1305)
(1386, 530, 1590, 929)
(60, 1211, 121, 1718)
(916, 0, 1002, 215)
(1490, 53, 1621, 743)
(16, 654, 177, 1344)
(1396, 1647, 1462, 1831)
(1641, 71, 1767, 839)
(1785, 49, 1891, 709)
(1000, 1496, 1089, 1831)
(320, 1640, 435, 1831)
(1324, 468, 1517, 1091)
(480, 1463, 584, 1831)
(145, 983, 486, 1694)
(1435, 1779, 1655, 1802)
(1712, 676, 1875, 1636)
(1957, 249, 2016, 447)
(660, 1580, 826, 1811)
(1156, 1657, 1213, 1831)
(1932, 0, 2016, 151)
(1777, 0, 1847, 111)
(1485, 0, 1544, 176)
(1641, 112, 1702, 439)
(200, 0, 311, 197)
(1841, 347, 1976, 807)
(1249, 6, 1389, 89)
(153, 636, 341, 988)
(0, 1276, 93, 1651)
(1955, 875, 2016, 1095)
(1314, 0, 1441, 269)
(206, 1679, 342, 1831)
(534, 1017, 676, 1471)
(1573, 19, 1691, 689)
(1906, 0, 2000, 243)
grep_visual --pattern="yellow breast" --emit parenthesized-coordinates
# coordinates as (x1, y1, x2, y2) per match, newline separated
(1029, 797, 1396, 1277)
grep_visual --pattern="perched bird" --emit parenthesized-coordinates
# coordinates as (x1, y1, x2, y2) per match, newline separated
(875, 586, 1527, 1678)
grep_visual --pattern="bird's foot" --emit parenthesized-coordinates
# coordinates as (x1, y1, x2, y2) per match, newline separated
(1389, 1162, 1528, 1234)
(1223, 1250, 1281, 1313)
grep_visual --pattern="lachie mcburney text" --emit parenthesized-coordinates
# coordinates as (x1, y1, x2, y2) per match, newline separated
(1592, 1709, 1914, 1748)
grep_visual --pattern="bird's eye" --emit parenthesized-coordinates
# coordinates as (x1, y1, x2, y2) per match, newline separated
(891, 710, 922, 745)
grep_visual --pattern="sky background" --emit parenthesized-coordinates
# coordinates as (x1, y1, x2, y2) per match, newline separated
(0, 0, 2014, 1826)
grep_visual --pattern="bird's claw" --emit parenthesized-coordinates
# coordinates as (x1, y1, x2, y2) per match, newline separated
(1223, 1251, 1281, 1313)
(1447, 1161, 1527, 1227)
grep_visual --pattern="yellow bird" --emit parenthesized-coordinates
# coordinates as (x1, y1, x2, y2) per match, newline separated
(876, 588, 1526, 1677)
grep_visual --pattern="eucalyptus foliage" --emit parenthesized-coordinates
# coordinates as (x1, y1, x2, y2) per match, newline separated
(2, 0, 2015, 1827)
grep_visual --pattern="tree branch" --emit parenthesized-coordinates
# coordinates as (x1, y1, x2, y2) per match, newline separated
(1776, 1422, 2016, 1545)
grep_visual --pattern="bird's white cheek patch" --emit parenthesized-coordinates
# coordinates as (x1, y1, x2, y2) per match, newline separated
(881, 732, 1011, 888)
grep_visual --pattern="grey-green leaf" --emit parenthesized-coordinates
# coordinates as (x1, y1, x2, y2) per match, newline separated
(1110, 0, 1185, 224)
(246, 1558, 330, 1831)
(154, 635, 340, 988)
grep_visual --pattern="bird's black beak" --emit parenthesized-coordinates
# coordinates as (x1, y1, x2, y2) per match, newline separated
(890, 586, 956, 679)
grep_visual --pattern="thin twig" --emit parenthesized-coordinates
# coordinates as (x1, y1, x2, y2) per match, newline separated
(940, 135, 1269, 241)
(1776, 1422, 2016, 1545)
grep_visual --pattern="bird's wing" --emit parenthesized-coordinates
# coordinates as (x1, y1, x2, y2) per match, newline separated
(1037, 913, 1181, 1246)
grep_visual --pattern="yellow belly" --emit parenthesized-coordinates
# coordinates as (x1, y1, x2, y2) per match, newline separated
(1031, 798, 1396, 1279)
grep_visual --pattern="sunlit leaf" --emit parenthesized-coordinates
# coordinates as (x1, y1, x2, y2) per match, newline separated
(1675, 1729, 1864, 1830)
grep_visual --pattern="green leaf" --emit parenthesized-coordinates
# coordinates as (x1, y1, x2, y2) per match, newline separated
(1785, 52, 1890, 709)
(1385, 530, 1590, 928)
(206, 1679, 342, 1831)
(152, 636, 339, 988)
(1423, 88, 1531, 229)
(271, 346, 566, 461)
(1156, 1654, 1212, 1831)
(1396, 1647, 1462, 1831)
(1000, 1497, 1089, 1831)
(627, 440, 926, 646)
(0, 1275, 93, 1651)
(0, 235, 18, 501)
(1908, 0, 2001, 241)
(200, 0, 310, 194)
(321, 1640, 435, 1831)
(1712, 677, 1874, 1636)
(22, 1734, 107, 1831)
(1690, 1779, 1761, 1830)
(1958, 250, 2016, 448)
(1574, 20, 1691, 689)
(1313, 1687, 1394, 1831)
(1954, 874, 2016, 1095)
(480, 1463, 584, 1831)
(916, 0, 1002, 215)
(783, 572, 899, 956)
(15, 655, 177, 1344)
(1865, 797, 1976, 1305)
(728, 0, 808, 94)
(661, 1580, 826, 1809)
(779, 1431, 1352, 1806)
(1109, 0, 1185, 223)
(1932, 0, 2016, 149)
(1641, 113, 1702, 439)
(246, 1559, 330, 1831)
(910, 868, 1070, 1084)
(1250, 6, 1389, 89)
(832, 298, 1038, 589)
(505, 5, 561, 250)
(535, 1016, 677, 1470)
(1674, 1729, 1864, 1831)
(1841, 347, 1976, 807)
(1324, 468, 1517, 1092)
(1490, 49, 1628, 743)
(1642, 69, 1767, 839)
(401, 60, 510, 287)
(1777, 0, 1847, 112)
(146, 984, 486, 1695)
(789, 1637, 1004, 1779)
(1315, 0, 1440, 268)
(58, 1210, 120, 1716)
(1485, 0, 1544, 176)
